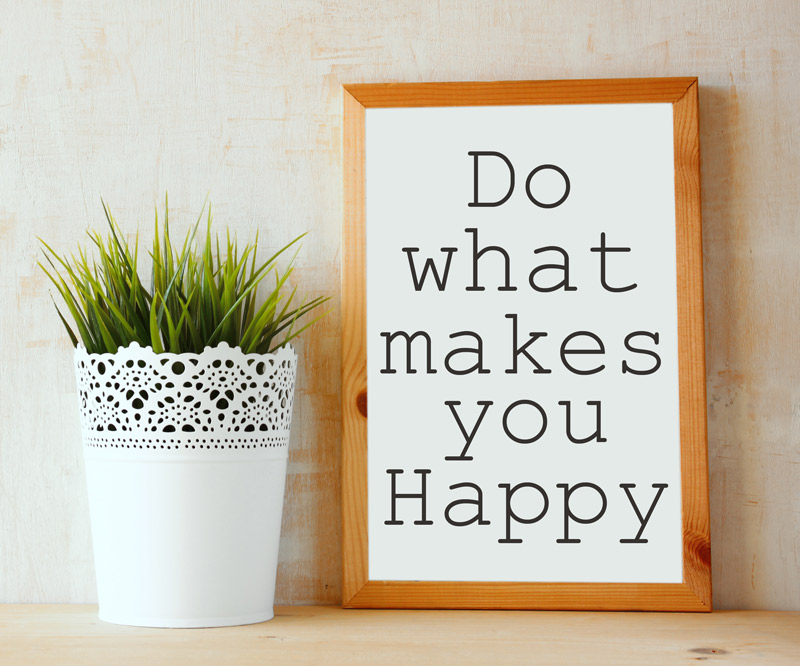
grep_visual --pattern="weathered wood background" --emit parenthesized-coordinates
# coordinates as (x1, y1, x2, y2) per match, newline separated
(0, 1, 797, 609)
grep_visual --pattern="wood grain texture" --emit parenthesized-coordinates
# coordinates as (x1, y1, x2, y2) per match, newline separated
(0, 0, 798, 610)
(344, 77, 697, 107)
(341, 78, 710, 611)
(1, 605, 799, 665)
(672, 81, 713, 609)
(347, 581, 709, 612)
(341, 89, 368, 603)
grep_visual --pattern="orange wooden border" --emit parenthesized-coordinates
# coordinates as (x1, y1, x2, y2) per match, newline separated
(341, 78, 710, 611)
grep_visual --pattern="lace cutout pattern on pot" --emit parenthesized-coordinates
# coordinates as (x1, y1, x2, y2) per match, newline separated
(74, 342, 297, 449)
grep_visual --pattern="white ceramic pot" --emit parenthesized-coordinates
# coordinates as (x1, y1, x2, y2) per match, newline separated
(74, 342, 297, 628)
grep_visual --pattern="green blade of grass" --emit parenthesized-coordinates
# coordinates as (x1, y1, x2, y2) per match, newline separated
(52, 298, 79, 347)
(149, 293, 165, 353)
(270, 307, 333, 353)
(39, 199, 330, 355)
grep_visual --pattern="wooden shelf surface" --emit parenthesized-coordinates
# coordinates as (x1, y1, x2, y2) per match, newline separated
(1, 605, 798, 664)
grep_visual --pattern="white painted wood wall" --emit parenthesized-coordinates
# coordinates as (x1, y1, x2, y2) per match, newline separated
(0, 0, 797, 610)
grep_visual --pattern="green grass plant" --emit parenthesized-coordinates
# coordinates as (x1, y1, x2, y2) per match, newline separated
(38, 197, 330, 355)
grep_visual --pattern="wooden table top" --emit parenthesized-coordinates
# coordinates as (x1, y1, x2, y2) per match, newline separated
(1, 605, 798, 664)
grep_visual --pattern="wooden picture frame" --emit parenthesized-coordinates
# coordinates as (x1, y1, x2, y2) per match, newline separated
(341, 78, 710, 611)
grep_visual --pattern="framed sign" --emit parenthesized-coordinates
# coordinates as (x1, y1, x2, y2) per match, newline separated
(341, 78, 710, 611)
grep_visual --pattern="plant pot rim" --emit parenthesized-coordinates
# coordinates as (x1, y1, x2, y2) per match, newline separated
(74, 341, 298, 455)
(74, 340, 296, 362)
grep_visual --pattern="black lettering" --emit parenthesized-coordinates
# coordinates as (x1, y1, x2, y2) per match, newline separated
(445, 482, 490, 526)
(505, 314, 550, 374)
(498, 482, 549, 543)
(560, 331, 606, 375)
(468, 151, 515, 207)
(529, 246, 577, 292)
(502, 399, 547, 444)
(380, 331, 436, 374)
(622, 331, 662, 375)
(444, 331, 489, 375)
(402, 247, 458, 291)
(524, 164, 570, 208)
(556, 482, 607, 543)
(444, 400, 493, 461)
(558, 400, 607, 444)
(619, 484, 668, 543)
(465, 228, 517, 292)
(590, 232, 637, 292)
(384, 469, 433, 525)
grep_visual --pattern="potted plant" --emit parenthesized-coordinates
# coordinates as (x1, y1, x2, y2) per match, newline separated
(38, 199, 329, 628)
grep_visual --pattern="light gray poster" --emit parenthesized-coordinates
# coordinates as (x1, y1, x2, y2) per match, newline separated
(365, 103, 682, 583)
